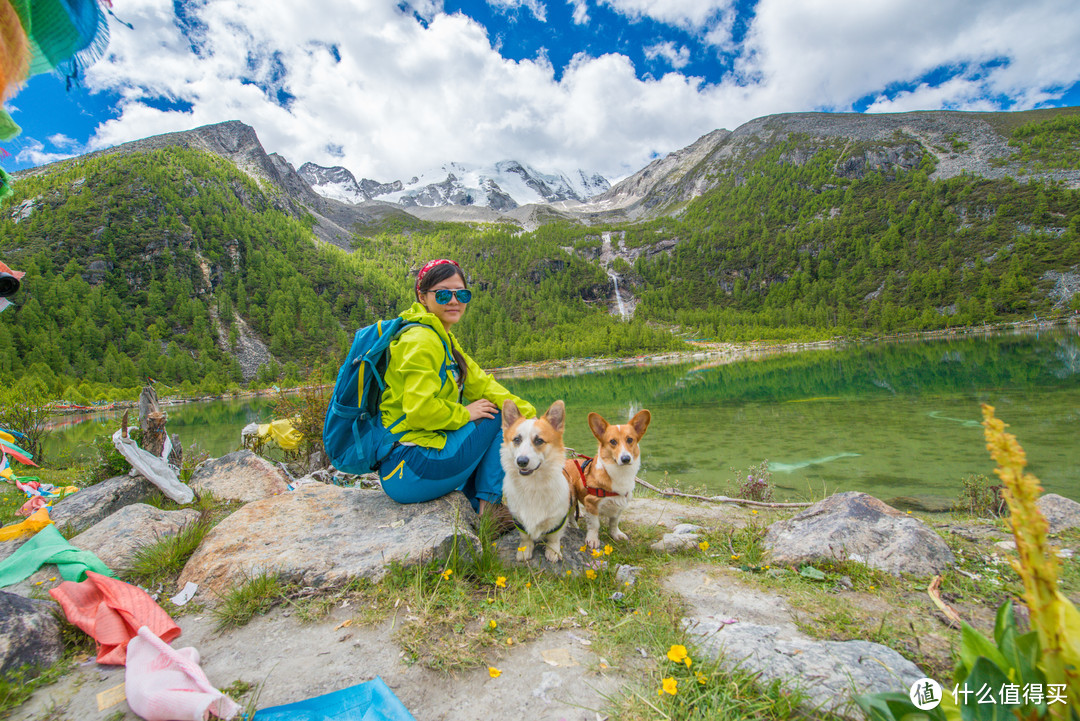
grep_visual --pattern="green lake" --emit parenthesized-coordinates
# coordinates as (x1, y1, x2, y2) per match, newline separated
(45, 327, 1080, 504)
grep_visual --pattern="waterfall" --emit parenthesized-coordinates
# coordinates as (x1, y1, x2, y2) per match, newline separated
(609, 271, 627, 319)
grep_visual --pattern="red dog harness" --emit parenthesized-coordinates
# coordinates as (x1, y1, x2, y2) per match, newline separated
(572, 456, 621, 498)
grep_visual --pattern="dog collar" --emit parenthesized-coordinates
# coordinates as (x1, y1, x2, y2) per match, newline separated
(513, 508, 570, 537)
(574, 456, 622, 498)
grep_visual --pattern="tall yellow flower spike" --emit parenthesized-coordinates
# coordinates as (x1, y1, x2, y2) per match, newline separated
(981, 404, 1080, 715)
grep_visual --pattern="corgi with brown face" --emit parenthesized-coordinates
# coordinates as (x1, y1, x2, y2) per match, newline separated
(565, 409, 651, 549)
(501, 399, 572, 562)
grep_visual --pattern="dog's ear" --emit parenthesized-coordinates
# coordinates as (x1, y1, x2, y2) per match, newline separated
(502, 399, 521, 429)
(630, 409, 652, 438)
(588, 412, 608, 441)
(544, 400, 565, 433)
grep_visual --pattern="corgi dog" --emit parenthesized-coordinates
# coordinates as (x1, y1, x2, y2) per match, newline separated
(501, 399, 572, 562)
(566, 409, 651, 549)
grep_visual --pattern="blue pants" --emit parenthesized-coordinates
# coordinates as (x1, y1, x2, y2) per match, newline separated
(378, 412, 504, 512)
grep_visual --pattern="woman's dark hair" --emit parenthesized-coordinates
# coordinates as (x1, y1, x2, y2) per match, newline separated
(416, 262, 469, 387)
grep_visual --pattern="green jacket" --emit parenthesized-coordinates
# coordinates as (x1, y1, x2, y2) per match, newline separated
(379, 302, 535, 448)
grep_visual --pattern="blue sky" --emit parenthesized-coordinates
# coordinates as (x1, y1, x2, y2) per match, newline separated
(4, 0, 1080, 181)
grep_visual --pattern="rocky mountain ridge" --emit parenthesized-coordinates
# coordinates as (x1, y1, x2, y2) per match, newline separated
(578, 107, 1080, 221)
(17, 106, 1080, 236)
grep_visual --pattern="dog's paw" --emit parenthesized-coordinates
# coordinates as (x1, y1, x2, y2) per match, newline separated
(516, 548, 533, 562)
(586, 535, 600, 549)
(544, 546, 563, 562)
(610, 529, 629, 542)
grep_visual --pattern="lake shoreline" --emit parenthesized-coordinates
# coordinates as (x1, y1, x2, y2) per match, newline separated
(45, 314, 1080, 412)
(489, 314, 1080, 379)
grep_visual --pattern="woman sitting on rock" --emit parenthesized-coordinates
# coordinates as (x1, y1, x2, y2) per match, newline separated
(376, 258, 534, 527)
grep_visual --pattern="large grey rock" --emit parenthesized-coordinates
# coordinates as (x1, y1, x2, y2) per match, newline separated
(667, 567, 921, 719)
(686, 618, 923, 718)
(179, 485, 480, 595)
(69, 504, 201, 572)
(189, 450, 290, 503)
(1037, 493, 1080, 534)
(0, 591, 63, 676)
(765, 492, 955, 576)
(48, 474, 158, 534)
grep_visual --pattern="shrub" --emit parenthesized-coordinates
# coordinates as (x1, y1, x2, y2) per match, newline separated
(732, 460, 774, 503)
(955, 473, 1006, 517)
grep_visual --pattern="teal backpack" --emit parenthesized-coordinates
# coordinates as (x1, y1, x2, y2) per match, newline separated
(323, 318, 454, 475)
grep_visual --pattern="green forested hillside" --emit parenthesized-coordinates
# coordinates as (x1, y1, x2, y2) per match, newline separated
(0, 147, 680, 397)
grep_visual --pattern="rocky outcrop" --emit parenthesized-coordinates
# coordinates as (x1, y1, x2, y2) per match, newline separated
(188, 450, 291, 503)
(669, 567, 922, 719)
(48, 475, 159, 535)
(178, 486, 481, 595)
(764, 491, 955, 576)
(0, 592, 63, 676)
(68, 504, 201, 572)
(1037, 493, 1080, 533)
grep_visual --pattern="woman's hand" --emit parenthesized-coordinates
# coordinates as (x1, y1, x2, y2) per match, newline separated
(466, 399, 498, 422)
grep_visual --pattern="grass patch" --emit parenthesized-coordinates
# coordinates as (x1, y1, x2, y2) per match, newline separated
(125, 517, 213, 587)
(212, 572, 288, 631)
(608, 650, 835, 721)
(0, 659, 74, 718)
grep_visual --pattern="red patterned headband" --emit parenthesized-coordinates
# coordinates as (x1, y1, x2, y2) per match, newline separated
(416, 258, 461, 292)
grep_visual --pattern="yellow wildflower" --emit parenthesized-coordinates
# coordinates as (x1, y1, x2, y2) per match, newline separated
(591, 549, 602, 558)
(525, 582, 532, 588)
(696, 671, 707, 685)
(660, 677, 678, 695)
(982, 403, 1080, 709)
(489, 620, 497, 629)
(751, 510, 758, 515)
(566, 570, 572, 576)
(580, 545, 587, 552)
(603, 544, 613, 555)
(488, 667, 501, 678)
(698, 541, 710, 552)
(440, 568, 453, 580)
(495, 576, 507, 588)
(517, 546, 526, 553)
(730, 554, 740, 560)
(585, 569, 597, 580)
(666, 645, 689, 664)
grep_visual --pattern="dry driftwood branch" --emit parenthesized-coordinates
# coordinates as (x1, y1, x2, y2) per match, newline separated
(633, 476, 814, 508)
(562, 446, 813, 509)
(927, 574, 963, 628)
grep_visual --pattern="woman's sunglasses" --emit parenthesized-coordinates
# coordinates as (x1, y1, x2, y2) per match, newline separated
(431, 288, 472, 304)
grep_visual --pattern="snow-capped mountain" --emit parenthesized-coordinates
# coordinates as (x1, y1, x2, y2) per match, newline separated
(298, 160, 610, 210)
(297, 163, 403, 204)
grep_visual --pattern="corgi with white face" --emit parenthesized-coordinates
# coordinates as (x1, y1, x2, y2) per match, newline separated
(565, 409, 651, 549)
(501, 400, 572, 562)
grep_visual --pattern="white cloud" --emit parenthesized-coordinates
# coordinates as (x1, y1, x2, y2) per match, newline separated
(567, 0, 589, 24)
(487, 0, 547, 22)
(66, 0, 1080, 185)
(16, 139, 76, 166)
(644, 41, 690, 69)
(599, 0, 734, 32)
(733, 0, 1080, 115)
(47, 133, 79, 149)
